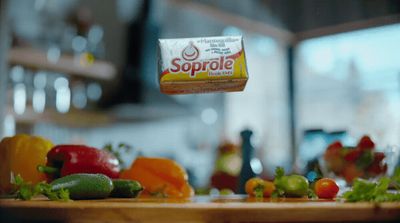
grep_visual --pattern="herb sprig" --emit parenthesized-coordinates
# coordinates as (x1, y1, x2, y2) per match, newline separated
(12, 175, 70, 201)
(341, 167, 400, 202)
(103, 143, 133, 169)
(271, 167, 286, 198)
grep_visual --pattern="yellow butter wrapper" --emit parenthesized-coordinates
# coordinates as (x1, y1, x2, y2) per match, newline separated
(158, 36, 248, 94)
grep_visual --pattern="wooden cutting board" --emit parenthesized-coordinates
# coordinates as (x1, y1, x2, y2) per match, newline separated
(1, 195, 400, 223)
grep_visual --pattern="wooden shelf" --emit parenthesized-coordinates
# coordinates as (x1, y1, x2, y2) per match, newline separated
(296, 14, 400, 41)
(7, 103, 191, 128)
(168, 0, 295, 44)
(8, 47, 117, 81)
(8, 106, 113, 128)
(168, 0, 400, 44)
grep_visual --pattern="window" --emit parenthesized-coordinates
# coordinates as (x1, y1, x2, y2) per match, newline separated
(296, 24, 400, 162)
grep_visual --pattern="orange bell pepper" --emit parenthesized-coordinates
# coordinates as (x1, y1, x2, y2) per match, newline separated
(0, 134, 53, 194)
(120, 157, 194, 198)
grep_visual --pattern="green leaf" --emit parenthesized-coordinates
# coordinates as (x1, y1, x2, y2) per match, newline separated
(41, 184, 70, 201)
(376, 177, 390, 193)
(392, 167, 400, 187)
(341, 177, 400, 202)
(12, 175, 70, 201)
(254, 184, 264, 198)
(14, 174, 23, 186)
(58, 189, 70, 201)
(102, 142, 134, 169)
(17, 185, 33, 200)
(356, 151, 374, 169)
(271, 188, 285, 198)
(275, 167, 285, 179)
(272, 167, 289, 198)
(13, 174, 35, 200)
(307, 188, 317, 199)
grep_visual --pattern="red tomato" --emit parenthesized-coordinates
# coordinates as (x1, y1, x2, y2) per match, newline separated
(342, 164, 363, 183)
(315, 178, 339, 199)
(373, 152, 385, 162)
(344, 149, 362, 162)
(326, 141, 343, 153)
(367, 162, 387, 175)
(324, 141, 343, 161)
(357, 135, 375, 151)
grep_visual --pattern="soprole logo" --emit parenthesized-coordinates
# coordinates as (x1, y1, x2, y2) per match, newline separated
(169, 42, 235, 77)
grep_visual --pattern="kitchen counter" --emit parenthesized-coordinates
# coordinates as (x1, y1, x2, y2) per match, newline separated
(1, 195, 400, 223)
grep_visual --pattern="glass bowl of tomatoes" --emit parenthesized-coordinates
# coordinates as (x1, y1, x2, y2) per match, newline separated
(319, 135, 400, 186)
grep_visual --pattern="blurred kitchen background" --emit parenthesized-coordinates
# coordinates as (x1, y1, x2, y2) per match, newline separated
(0, 0, 400, 189)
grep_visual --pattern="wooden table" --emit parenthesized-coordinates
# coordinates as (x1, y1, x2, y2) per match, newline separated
(1, 196, 400, 223)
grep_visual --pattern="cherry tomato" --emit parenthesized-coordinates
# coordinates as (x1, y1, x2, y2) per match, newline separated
(343, 164, 363, 183)
(344, 149, 362, 162)
(357, 135, 375, 151)
(315, 178, 339, 199)
(326, 141, 343, 152)
(245, 177, 265, 197)
(373, 152, 385, 162)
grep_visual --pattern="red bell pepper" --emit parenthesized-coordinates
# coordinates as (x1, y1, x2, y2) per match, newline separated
(38, 145, 120, 181)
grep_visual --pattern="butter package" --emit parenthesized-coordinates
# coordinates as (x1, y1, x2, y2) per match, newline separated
(158, 36, 248, 94)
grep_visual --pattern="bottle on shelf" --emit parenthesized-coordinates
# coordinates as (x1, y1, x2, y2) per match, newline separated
(238, 129, 258, 194)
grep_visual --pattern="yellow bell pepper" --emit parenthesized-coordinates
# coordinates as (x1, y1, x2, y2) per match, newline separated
(0, 134, 53, 194)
